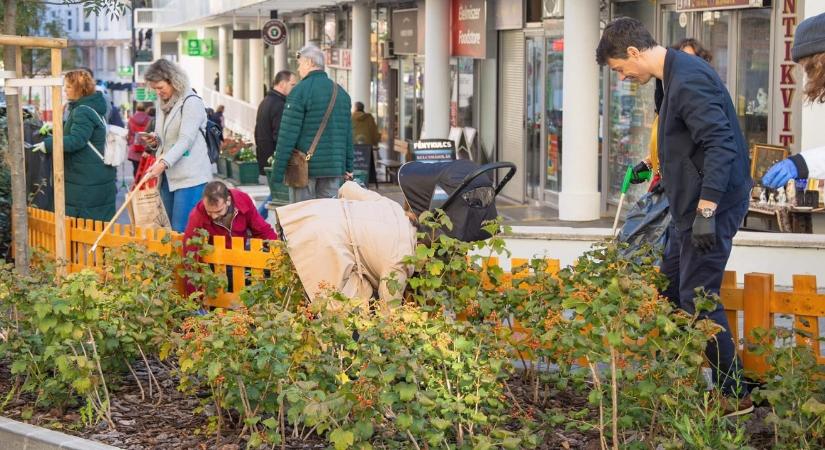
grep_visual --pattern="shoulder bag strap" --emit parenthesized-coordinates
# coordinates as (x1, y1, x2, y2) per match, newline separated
(306, 83, 339, 161)
(78, 105, 107, 161)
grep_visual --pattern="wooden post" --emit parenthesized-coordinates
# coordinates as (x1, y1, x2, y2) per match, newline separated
(793, 275, 820, 357)
(742, 272, 773, 376)
(4, 45, 29, 274)
(50, 48, 66, 277)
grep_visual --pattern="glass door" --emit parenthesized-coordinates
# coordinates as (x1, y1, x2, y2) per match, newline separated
(699, 10, 732, 88)
(525, 33, 545, 201)
(736, 8, 771, 147)
(661, 4, 691, 48)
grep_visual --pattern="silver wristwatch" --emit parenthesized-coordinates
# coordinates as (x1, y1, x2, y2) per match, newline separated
(698, 207, 715, 218)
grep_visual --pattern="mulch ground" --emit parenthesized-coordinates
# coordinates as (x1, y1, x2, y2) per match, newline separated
(0, 359, 776, 449)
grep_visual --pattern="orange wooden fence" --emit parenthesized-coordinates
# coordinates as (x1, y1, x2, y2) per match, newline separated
(25, 208, 825, 374)
(26, 207, 276, 308)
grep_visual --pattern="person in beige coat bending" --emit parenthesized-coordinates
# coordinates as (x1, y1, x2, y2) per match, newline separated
(274, 181, 416, 309)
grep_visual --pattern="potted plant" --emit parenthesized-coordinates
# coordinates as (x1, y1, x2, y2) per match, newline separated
(219, 138, 245, 179)
(231, 146, 260, 185)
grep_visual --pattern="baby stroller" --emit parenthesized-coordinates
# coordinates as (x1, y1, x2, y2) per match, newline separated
(398, 159, 516, 242)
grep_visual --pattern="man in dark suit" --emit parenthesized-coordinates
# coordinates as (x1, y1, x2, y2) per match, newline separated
(255, 70, 297, 176)
(596, 18, 753, 413)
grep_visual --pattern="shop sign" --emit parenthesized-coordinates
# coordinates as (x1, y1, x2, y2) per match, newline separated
(452, 0, 487, 58)
(135, 86, 157, 102)
(262, 19, 287, 46)
(412, 139, 456, 162)
(186, 38, 214, 57)
(392, 9, 418, 55)
(775, 0, 801, 149)
(495, 0, 522, 30)
(676, 0, 765, 12)
(117, 66, 133, 77)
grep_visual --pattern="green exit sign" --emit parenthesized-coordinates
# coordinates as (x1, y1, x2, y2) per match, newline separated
(186, 38, 214, 58)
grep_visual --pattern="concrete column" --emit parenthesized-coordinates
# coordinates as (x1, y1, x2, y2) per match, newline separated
(232, 24, 246, 101)
(558, 0, 600, 221)
(422, 0, 450, 139)
(304, 13, 316, 46)
(351, 0, 371, 111)
(218, 25, 230, 94)
(151, 30, 161, 61)
(273, 41, 288, 74)
(249, 34, 264, 105)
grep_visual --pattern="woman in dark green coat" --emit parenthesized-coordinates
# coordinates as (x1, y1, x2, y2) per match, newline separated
(38, 70, 116, 222)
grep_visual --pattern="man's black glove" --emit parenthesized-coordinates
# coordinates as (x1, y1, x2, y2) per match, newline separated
(691, 214, 717, 253)
(629, 161, 652, 184)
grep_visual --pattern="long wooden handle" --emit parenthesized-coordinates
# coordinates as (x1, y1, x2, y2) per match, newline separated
(88, 174, 153, 254)
(612, 193, 625, 238)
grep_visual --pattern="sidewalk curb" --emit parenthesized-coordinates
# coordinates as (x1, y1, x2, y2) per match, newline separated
(0, 416, 121, 450)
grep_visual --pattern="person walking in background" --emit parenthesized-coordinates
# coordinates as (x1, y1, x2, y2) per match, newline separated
(256, 71, 297, 176)
(762, 13, 825, 188)
(31, 70, 116, 221)
(255, 71, 296, 218)
(208, 105, 225, 132)
(269, 45, 353, 203)
(142, 59, 213, 232)
(352, 101, 379, 147)
(213, 72, 220, 92)
(597, 18, 753, 414)
(127, 102, 152, 176)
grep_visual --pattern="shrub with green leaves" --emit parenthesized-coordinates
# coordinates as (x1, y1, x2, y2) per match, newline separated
(750, 326, 825, 449)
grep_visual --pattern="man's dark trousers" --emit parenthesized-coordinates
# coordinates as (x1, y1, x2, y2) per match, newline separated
(660, 197, 749, 397)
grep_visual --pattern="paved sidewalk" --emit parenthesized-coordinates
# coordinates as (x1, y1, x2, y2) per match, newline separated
(225, 178, 617, 228)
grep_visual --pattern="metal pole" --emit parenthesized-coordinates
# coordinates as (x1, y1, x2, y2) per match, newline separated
(131, 0, 137, 111)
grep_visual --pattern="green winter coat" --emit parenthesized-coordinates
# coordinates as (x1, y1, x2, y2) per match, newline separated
(269, 70, 353, 185)
(44, 91, 116, 222)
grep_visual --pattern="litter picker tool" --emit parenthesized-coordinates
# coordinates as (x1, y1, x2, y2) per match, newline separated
(88, 173, 153, 254)
(612, 164, 651, 237)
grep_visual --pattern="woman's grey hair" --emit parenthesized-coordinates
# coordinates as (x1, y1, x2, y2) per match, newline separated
(298, 45, 325, 69)
(144, 59, 190, 95)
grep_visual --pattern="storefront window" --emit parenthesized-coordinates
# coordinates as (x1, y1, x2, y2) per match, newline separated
(450, 58, 474, 128)
(545, 35, 563, 192)
(699, 11, 731, 88)
(401, 58, 423, 141)
(287, 24, 304, 71)
(606, 1, 656, 205)
(737, 8, 770, 147)
(662, 6, 689, 47)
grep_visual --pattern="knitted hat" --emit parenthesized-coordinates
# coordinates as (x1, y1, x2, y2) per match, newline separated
(792, 12, 825, 62)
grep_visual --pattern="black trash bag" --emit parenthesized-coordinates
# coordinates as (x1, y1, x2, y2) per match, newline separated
(24, 120, 54, 211)
(618, 189, 670, 265)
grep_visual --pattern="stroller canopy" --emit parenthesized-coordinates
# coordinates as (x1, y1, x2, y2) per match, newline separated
(398, 160, 516, 242)
(398, 160, 490, 216)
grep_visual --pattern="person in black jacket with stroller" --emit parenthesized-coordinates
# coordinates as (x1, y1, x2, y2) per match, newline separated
(597, 18, 753, 415)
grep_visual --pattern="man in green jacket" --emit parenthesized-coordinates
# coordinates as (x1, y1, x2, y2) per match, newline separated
(269, 44, 354, 203)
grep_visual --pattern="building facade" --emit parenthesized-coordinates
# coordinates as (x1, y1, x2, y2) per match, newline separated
(140, 0, 824, 220)
(47, 4, 134, 108)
